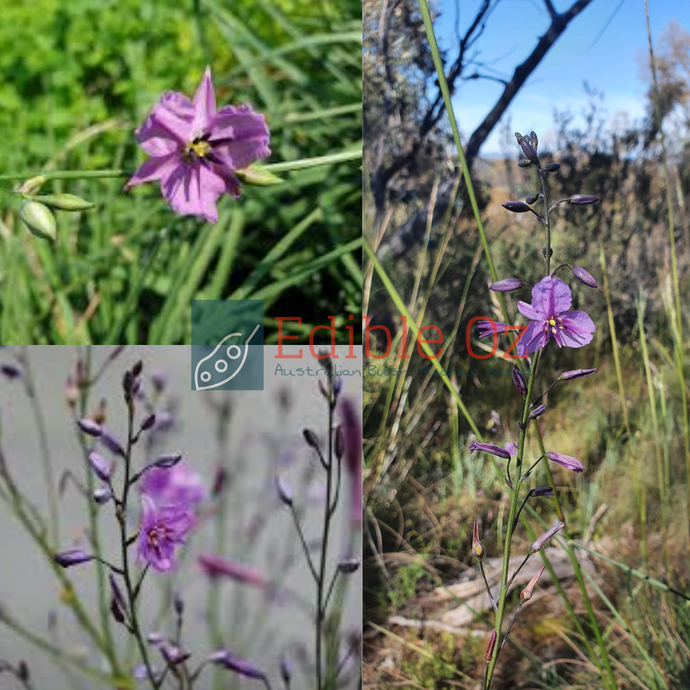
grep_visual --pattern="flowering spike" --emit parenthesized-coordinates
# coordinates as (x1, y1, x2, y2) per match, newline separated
(489, 278, 523, 292)
(560, 368, 598, 381)
(512, 367, 527, 396)
(502, 200, 531, 214)
(571, 265, 598, 288)
(530, 521, 565, 553)
(568, 194, 599, 205)
(472, 518, 484, 560)
(469, 442, 510, 460)
(547, 451, 585, 473)
(520, 566, 546, 601)
(484, 629, 497, 661)
(54, 549, 94, 568)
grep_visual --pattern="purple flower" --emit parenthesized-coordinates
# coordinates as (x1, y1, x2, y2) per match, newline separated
(547, 451, 585, 473)
(517, 277, 595, 356)
(468, 442, 510, 460)
(54, 549, 94, 568)
(126, 67, 271, 223)
(137, 496, 192, 572)
(140, 461, 206, 510)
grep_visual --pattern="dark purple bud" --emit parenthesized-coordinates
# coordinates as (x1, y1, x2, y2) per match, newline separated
(153, 453, 182, 469)
(0, 364, 21, 380)
(17, 661, 29, 682)
(335, 425, 345, 460)
(303, 428, 320, 449)
(275, 476, 293, 507)
(109, 574, 126, 611)
(543, 162, 561, 172)
(518, 158, 531, 168)
(174, 592, 184, 616)
(54, 549, 94, 568)
(100, 428, 125, 457)
(280, 657, 292, 686)
(525, 193, 540, 205)
(77, 418, 102, 437)
(131, 360, 143, 378)
(93, 487, 113, 504)
(560, 368, 599, 381)
(212, 466, 228, 497)
(110, 596, 125, 624)
(529, 131, 538, 148)
(108, 345, 126, 362)
(160, 643, 190, 666)
(88, 451, 112, 482)
(515, 132, 539, 166)
(140, 414, 156, 431)
(337, 556, 361, 574)
(568, 194, 599, 205)
(547, 451, 585, 473)
(489, 278, 523, 292)
(530, 486, 555, 497)
(485, 629, 497, 662)
(529, 404, 546, 420)
(512, 367, 527, 396)
(571, 265, 598, 288)
(530, 521, 564, 553)
(502, 200, 531, 213)
(468, 442, 510, 459)
(209, 651, 266, 680)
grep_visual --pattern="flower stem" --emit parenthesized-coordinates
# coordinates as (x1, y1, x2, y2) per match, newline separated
(484, 350, 540, 690)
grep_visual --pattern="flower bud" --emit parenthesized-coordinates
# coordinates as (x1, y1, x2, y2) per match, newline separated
(280, 657, 292, 687)
(530, 486, 554, 497)
(275, 476, 293, 507)
(88, 451, 113, 482)
(515, 132, 539, 166)
(547, 451, 584, 473)
(77, 418, 102, 437)
(512, 367, 527, 396)
(530, 522, 564, 553)
(469, 442, 510, 459)
(502, 200, 531, 213)
(489, 278, 523, 292)
(54, 549, 94, 568)
(543, 163, 561, 172)
(94, 487, 113, 504)
(31, 193, 95, 212)
(568, 194, 599, 205)
(337, 556, 361, 573)
(472, 518, 484, 560)
(19, 200, 57, 242)
(518, 158, 531, 168)
(529, 404, 546, 420)
(100, 428, 125, 457)
(560, 368, 598, 381)
(525, 193, 540, 205)
(520, 566, 545, 601)
(571, 265, 598, 288)
(0, 364, 21, 380)
(140, 414, 156, 431)
(484, 629, 497, 661)
(235, 165, 284, 187)
(209, 651, 266, 680)
(153, 453, 183, 469)
(529, 131, 538, 149)
(303, 428, 320, 450)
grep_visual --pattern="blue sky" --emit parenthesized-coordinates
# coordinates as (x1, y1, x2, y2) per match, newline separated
(435, 0, 690, 155)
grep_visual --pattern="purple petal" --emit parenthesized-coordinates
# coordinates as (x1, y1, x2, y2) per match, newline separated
(531, 277, 572, 318)
(475, 320, 511, 338)
(516, 320, 549, 357)
(209, 105, 270, 148)
(143, 91, 195, 145)
(162, 162, 226, 223)
(554, 310, 595, 348)
(192, 66, 217, 136)
(125, 154, 180, 190)
(517, 300, 543, 322)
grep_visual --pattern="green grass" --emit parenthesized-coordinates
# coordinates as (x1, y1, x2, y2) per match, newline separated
(0, 0, 362, 344)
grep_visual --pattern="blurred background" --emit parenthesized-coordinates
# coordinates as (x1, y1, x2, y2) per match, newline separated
(0, 345, 362, 689)
(0, 0, 362, 344)
(363, 0, 690, 688)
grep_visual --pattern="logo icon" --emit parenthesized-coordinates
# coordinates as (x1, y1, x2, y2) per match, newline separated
(191, 300, 264, 391)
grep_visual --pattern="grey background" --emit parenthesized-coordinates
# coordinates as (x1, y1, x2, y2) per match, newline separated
(0, 346, 362, 689)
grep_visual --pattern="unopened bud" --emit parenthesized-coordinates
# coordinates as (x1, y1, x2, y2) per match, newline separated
(153, 453, 182, 469)
(489, 278, 523, 292)
(472, 518, 484, 559)
(543, 162, 561, 172)
(518, 158, 531, 167)
(529, 404, 546, 420)
(530, 521, 564, 553)
(520, 566, 545, 601)
(568, 194, 599, 205)
(275, 476, 293, 507)
(512, 367, 527, 396)
(469, 442, 510, 459)
(31, 193, 95, 212)
(529, 131, 538, 149)
(502, 200, 531, 214)
(19, 200, 57, 242)
(525, 193, 540, 205)
(235, 165, 284, 187)
(560, 368, 598, 381)
(485, 629, 497, 661)
(303, 429, 320, 450)
(337, 556, 361, 574)
(54, 549, 94, 568)
(571, 265, 598, 288)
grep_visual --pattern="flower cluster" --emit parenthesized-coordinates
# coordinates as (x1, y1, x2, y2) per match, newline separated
(470, 132, 600, 689)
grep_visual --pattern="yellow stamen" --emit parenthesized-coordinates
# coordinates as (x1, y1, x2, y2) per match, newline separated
(548, 317, 557, 326)
(188, 140, 211, 158)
